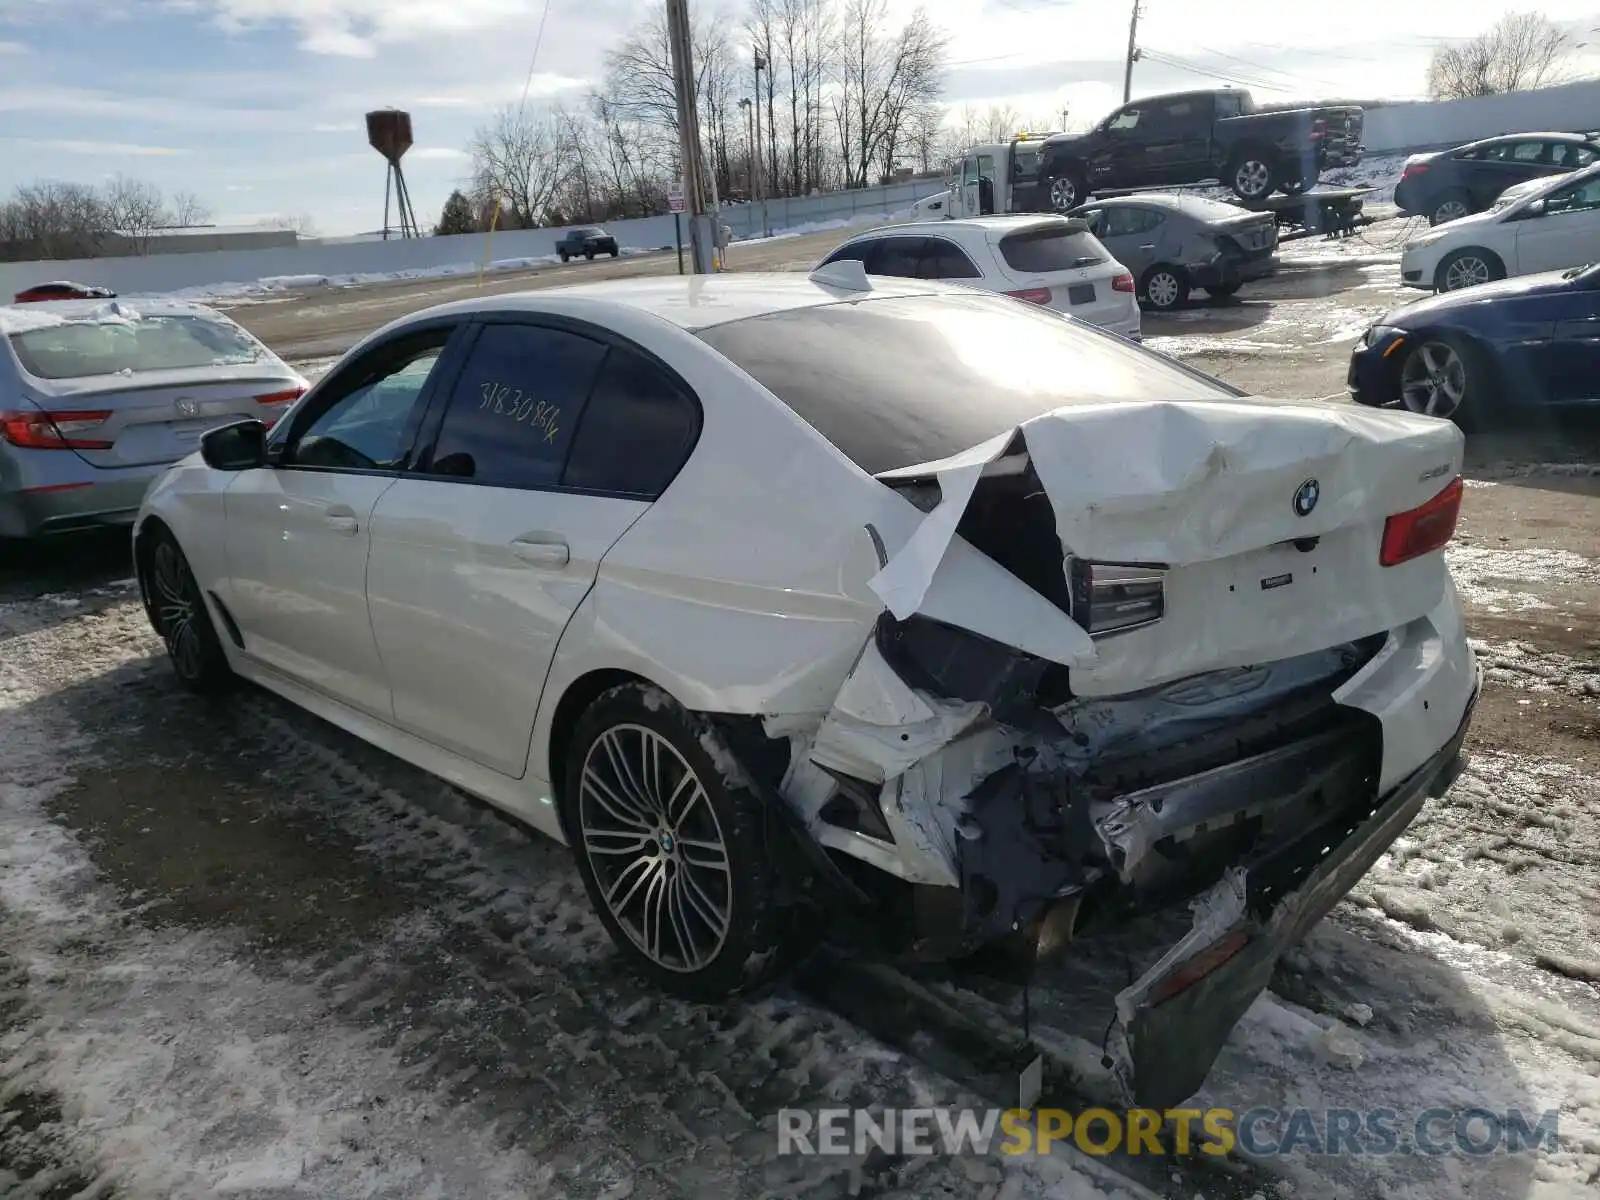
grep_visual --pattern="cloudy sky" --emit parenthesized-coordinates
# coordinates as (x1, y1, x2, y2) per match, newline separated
(3, 0, 1600, 235)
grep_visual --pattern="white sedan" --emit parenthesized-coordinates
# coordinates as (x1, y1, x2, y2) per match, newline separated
(815, 215, 1142, 339)
(1401, 160, 1600, 292)
(134, 271, 1478, 1108)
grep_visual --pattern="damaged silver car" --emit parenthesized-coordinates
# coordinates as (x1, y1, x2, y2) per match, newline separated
(134, 266, 1480, 1110)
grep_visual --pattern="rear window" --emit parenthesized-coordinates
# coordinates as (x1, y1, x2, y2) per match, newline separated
(696, 292, 1240, 475)
(7, 314, 267, 380)
(998, 226, 1107, 273)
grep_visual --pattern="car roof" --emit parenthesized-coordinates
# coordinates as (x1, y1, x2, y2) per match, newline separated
(1458, 132, 1596, 150)
(400, 272, 970, 333)
(845, 215, 1076, 238)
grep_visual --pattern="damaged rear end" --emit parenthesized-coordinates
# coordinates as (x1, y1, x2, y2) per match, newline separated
(786, 396, 1480, 1109)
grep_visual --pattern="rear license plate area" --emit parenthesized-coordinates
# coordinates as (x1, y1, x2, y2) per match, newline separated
(1068, 283, 1096, 305)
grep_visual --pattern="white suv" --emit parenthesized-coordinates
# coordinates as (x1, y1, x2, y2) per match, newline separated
(816, 216, 1141, 339)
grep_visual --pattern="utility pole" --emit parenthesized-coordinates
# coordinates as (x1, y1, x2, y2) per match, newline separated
(667, 0, 716, 273)
(1122, 0, 1141, 104)
(753, 46, 770, 238)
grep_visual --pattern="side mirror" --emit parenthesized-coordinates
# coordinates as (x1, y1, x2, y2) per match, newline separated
(200, 419, 268, 471)
(1526, 198, 1548, 217)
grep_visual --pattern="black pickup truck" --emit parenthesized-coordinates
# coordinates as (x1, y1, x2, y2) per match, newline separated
(1033, 88, 1364, 210)
(554, 226, 620, 262)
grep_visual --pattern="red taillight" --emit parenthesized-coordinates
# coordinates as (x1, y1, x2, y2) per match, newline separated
(1400, 162, 1429, 181)
(1380, 477, 1463, 567)
(0, 409, 114, 450)
(1005, 287, 1053, 305)
(1112, 272, 1135, 293)
(255, 386, 304, 429)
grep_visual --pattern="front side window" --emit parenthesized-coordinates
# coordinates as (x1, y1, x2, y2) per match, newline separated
(1544, 176, 1600, 215)
(286, 337, 447, 471)
(1108, 107, 1141, 132)
(418, 322, 607, 488)
(8, 313, 268, 381)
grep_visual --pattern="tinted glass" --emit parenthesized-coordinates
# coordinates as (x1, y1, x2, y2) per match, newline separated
(424, 323, 606, 487)
(866, 237, 928, 277)
(821, 241, 870, 266)
(9, 314, 268, 380)
(697, 292, 1238, 475)
(563, 345, 700, 497)
(292, 344, 442, 470)
(1000, 225, 1109, 271)
(923, 239, 982, 279)
(1511, 142, 1545, 162)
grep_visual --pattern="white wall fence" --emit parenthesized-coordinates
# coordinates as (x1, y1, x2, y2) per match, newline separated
(11, 81, 1600, 301)
(1361, 79, 1600, 154)
(0, 178, 948, 301)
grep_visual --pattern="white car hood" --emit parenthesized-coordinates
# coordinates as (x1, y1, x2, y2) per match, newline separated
(866, 395, 1463, 692)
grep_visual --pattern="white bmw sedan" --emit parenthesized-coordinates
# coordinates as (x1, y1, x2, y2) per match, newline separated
(134, 271, 1479, 1109)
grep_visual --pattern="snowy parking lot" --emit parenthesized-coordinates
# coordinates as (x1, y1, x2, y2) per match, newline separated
(3, 201, 1600, 1200)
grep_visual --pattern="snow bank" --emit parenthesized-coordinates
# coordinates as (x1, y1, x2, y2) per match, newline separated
(732, 205, 917, 246)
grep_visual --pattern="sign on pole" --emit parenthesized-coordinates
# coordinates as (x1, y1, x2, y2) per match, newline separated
(668, 181, 686, 213)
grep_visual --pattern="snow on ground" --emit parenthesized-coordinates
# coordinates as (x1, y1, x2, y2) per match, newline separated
(0, 593, 1144, 1200)
(1445, 545, 1600, 614)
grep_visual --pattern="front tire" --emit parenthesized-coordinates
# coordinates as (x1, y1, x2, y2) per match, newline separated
(140, 527, 234, 695)
(1204, 282, 1242, 298)
(584, 250, 595, 261)
(1434, 248, 1503, 293)
(609, 248, 619, 258)
(1140, 264, 1190, 311)
(1398, 337, 1484, 429)
(559, 251, 569, 263)
(563, 683, 796, 1001)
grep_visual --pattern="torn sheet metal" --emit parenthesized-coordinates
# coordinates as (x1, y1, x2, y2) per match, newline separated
(809, 641, 987, 785)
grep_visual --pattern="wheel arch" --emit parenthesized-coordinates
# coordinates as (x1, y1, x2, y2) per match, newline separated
(543, 666, 656, 840)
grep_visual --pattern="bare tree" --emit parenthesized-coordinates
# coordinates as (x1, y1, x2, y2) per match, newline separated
(0, 181, 110, 260)
(833, 0, 946, 187)
(980, 103, 1022, 143)
(170, 191, 212, 227)
(101, 175, 169, 253)
(1427, 11, 1574, 100)
(467, 104, 575, 227)
(266, 213, 318, 237)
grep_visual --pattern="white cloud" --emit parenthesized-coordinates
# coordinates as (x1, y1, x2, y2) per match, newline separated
(0, 40, 28, 54)
(411, 146, 468, 159)
(313, 121, 362, 133)
(0, 136, 188, 156)
(301, 26, 376, 57)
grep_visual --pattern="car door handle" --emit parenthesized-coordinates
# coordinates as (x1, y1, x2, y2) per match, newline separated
(1138, 243, 1156, 250)
(323, 508, 359, 536)
(509, 537, 570, 567)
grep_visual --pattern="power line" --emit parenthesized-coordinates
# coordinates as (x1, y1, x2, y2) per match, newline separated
(1138, 46, 1292, 94)
(515, 0, 556, 120)
(1189, 43, 1343, 91)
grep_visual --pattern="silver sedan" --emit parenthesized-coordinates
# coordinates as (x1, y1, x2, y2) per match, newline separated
(1, 298, 305, 539)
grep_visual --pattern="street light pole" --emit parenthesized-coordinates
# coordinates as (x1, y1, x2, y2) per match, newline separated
(738, 98, 754, 201)
(753, 46, 769, 238)
(666, 0, 715, 272)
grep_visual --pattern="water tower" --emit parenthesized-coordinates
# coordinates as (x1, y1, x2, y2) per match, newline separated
(366, 108, 421, 239)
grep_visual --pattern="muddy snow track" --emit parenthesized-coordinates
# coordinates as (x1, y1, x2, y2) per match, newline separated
(4, 589, 1598, 1198)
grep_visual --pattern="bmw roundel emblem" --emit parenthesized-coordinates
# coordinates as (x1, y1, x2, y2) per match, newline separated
(1293, 478, 1320, 517)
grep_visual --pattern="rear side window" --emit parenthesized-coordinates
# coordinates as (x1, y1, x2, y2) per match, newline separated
(922, 239, 982, 279)
(420, 323, 607, 488)
(998, 226, 1108, 272)
(8, 314, 267, 380)
(562, 344, 701, 498)
(865, 237, 928, 277)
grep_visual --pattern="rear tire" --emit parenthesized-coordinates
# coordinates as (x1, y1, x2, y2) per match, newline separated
(584, 250, 595, 261)
(1140, 264, 1190, 311)
(559, 251, 569, 263)
(1429, 190, 1473, 226)
(563, 683, 798, 1001)
(1228, 152, 1277, 202)
(609, 248, 619, 258)
(139, 527, 235, 695)
(1434, 247, 1503, 293)
(1046, 169, 1086, 213)
(1278, 175, 1313, 196)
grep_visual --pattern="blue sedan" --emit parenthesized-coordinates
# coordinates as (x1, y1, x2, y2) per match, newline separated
(1348, 263, 1600, 428)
